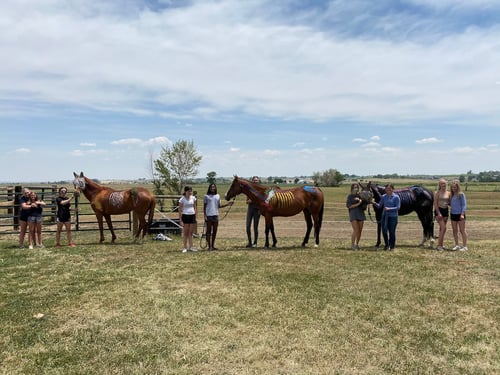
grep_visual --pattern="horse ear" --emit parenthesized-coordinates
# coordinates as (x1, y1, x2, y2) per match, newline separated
(73, 172, 78, 178)
(80, 172, 84, 177)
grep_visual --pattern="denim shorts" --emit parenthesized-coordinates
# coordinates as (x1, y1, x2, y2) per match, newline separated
(28, 216, 42, 223)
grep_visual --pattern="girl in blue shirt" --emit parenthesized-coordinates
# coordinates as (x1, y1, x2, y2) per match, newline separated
(450, 180, 468, 251)
(373, 183, 401, 250)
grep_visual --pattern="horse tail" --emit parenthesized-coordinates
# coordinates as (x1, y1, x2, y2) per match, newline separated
(148, 196, 156, 228)
(318, 191, 324, 229)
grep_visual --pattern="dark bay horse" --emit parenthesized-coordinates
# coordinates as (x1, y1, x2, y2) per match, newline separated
(360, 182, 434, 248)
(72, 172, 156, 243)
(225, 176, 324, 248)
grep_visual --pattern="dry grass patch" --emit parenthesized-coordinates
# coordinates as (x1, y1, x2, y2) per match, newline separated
(1, 228, 499, 374)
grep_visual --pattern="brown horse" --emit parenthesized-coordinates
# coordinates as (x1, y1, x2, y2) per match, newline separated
(225, 176, 324, 248)
(72, 172, 156, 243)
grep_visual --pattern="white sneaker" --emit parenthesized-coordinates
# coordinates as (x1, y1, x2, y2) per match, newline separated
(460, 246, 468, 251)
(437, 246, 444, 251)
(182, 248, 188, 253)
(29, 245, 33, 250)
(189, 247, 198, 252)
(452, 245, 461, 251)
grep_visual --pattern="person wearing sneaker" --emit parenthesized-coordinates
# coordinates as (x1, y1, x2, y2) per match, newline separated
(179, 186, 197, 253)
(55, 187, 76, 248)
(434, 179, 450, 251)
(27, 192, 46, 249)
(372, 183, 400, 251)
(450, 180, 468, 251)
(346, 183, 367, 250)
(245, 176, 261, 248)
(203, 183, 233, 251)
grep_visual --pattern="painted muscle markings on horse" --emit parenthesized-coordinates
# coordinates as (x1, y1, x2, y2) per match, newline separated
(109, 191, 125, 208)
(269, 191, 295, 209)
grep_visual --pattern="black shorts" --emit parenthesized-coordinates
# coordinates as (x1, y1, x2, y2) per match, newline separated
(181, 214, 196, 224)
(435, 207, 449, 218)
(206, 215, 219, 223)
(450, 213, 465, 222)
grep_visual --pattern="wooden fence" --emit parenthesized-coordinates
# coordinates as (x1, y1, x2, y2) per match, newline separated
(0, 186, 182, 235)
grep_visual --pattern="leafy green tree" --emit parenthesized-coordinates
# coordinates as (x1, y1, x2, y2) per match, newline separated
(313, 168, 344, 187)
(206, 171, 217, 184)
(154, 140, 202, 194)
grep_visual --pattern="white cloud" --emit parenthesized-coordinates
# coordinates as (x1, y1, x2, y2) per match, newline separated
(111, 138, 143, 146)
(1, 1, 499, 125)
(110, 137, 171, 147)
(15, 148, 31, 153)
(352, 138, 366, 143)
(370, 136, 381, 142)
(362, 142, 381, 148)
(416, 137, 441, 144)
(144, 136, 172, 146)
(452, 146, 475, 154)
(80, 142, 96, 147)
(229, 147, 240, 152)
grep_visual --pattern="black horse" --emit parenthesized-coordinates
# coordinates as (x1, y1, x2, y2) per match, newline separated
(359, 182, 435, 248)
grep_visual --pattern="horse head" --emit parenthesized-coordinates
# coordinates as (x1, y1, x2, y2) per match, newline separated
(357, 182, 374, 206)
(225, 175, 243, 201)
(72, 171, 86, 193)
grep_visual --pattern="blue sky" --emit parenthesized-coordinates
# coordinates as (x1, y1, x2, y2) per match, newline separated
(1, 0, 499, 182)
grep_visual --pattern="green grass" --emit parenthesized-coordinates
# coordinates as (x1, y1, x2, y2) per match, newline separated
(1, 232, 498, 374)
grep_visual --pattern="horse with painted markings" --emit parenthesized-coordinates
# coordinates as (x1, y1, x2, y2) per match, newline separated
(225, 176, 324, 248)
(72, 172, 156, 243)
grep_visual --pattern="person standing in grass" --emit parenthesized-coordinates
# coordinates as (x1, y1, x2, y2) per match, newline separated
(434, 179, 450, 251)
(27, 192, 46, 249)
(372, 183, 400, 251)
(346, 183, 366, 250)
(203, 183, 233, 251)
(246, 176, 261, 248)
(55, 186, 76, 248)
(18, 187, 31, 249)
(450, 180, 468, 251)
(179, 186, 197, 253)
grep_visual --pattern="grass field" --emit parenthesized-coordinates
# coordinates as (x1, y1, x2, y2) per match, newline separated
(1, 182, 499, 374)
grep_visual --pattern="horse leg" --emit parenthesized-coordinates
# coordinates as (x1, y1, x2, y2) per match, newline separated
(264, 223, 270, 248)
(313, 215, 321, 247)
(301, 210, 313, 247)
(95, 213, 105, 243)
(415, 209, 433, 248)
(103, 214, 117, 243)
(270, 220, 277, 247)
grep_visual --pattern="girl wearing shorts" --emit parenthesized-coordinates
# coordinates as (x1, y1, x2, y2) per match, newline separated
(179, 186, 197, 253)
(27, 192, 46, 249)
(56, 186, 76, 248)
(434, 179, 450, 251)
(450, 180, 468, 251)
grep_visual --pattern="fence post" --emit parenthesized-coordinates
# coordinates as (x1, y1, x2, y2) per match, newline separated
(14, 185, 21, 230)
(75, 194, 80, 231)
(51, 185, 57, 223)
(132, 212, 137, 235)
